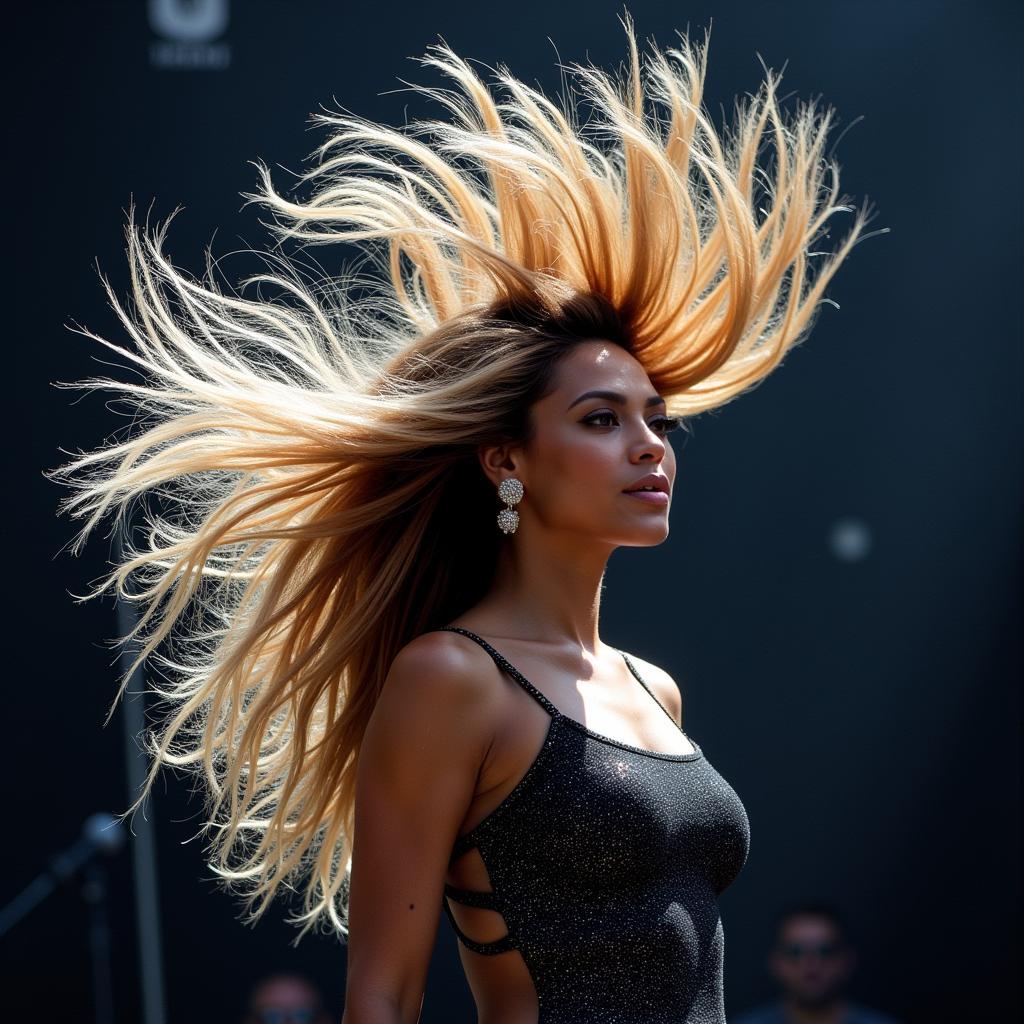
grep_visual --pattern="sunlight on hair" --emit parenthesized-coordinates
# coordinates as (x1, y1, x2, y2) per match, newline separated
(48, 13, 877, 942)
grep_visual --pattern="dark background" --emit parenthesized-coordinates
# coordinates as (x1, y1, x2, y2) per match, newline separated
(6, 1, 1020, 1021)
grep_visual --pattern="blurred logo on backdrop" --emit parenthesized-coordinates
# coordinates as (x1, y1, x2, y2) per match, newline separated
(148, 0, 231, 70)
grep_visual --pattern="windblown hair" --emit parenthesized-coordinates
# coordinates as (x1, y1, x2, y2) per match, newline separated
(49, 18, 874, 941)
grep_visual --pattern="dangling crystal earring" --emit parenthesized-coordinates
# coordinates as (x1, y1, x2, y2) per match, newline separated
(496, 477, 524, 535)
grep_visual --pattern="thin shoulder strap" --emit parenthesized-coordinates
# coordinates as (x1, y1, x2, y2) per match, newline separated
(618, 650, 683, 732)
(438, 626, 561, 718)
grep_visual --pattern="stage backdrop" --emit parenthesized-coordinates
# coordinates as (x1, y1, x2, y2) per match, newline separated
(8, 1, 1020, 1021)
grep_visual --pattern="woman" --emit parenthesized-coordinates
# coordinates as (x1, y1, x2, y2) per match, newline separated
(50, 16, 873, 1024)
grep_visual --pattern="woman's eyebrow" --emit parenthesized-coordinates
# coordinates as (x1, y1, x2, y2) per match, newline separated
(567, 389, 666, 411)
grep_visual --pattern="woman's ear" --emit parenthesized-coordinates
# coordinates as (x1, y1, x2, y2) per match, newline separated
(477, 443, 523, 489)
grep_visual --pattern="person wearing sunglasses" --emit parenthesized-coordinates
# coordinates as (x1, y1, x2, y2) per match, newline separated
(732, 903, 902, 1024)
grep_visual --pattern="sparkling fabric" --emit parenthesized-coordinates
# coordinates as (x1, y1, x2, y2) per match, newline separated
(438, 626, 751, 1024)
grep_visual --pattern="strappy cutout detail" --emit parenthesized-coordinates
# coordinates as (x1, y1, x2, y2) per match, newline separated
(442, 899, 518, 956)
(442, 847, 518, 956)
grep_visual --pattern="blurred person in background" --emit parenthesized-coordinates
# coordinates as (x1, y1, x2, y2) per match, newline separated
(243, 972, 333, 1024)
(733, 902, 901, 1024)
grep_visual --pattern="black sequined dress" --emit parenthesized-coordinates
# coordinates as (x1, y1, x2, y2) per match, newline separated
(438, 626, 751, 1024)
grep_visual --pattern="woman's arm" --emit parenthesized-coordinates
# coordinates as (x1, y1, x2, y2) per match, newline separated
(341, 632, 499, 1024)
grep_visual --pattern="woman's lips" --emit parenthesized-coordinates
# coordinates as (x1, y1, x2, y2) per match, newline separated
(622, 489, 669, 505)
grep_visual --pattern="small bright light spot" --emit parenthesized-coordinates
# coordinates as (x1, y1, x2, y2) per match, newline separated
(828, 517, 873, 562)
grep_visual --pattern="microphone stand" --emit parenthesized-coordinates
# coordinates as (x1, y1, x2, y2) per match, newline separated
(0, 812, 125, 1024)
(82, 860, 115, 1024)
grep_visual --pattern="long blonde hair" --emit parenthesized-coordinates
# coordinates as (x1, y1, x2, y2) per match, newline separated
(48, 17, 876, 941)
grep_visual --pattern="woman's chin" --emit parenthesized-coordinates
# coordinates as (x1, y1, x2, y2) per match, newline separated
(615, 522, 671, 547)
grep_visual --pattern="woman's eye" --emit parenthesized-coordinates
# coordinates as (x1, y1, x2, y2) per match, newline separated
(651, 416, 682, 434)
(583, 412, 682, 434)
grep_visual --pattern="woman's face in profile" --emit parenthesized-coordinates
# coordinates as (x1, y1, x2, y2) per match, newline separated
(516, 339, 678, 548)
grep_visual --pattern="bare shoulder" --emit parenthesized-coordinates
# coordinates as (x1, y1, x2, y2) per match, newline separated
(374, 629, 505, 750)
(620, 649, 684, 729)
(386, 628, 498, 700)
